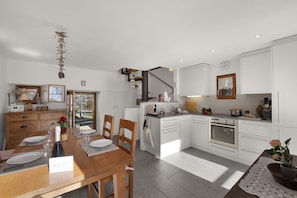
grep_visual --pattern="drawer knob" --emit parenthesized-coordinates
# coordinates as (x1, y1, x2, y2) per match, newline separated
(21, 115, 27, 119)
(50, 114, 54, 118)
(20, 125, 28, 129)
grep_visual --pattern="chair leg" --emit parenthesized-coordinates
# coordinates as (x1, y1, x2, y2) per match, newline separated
(99, 180, 105, 198)
(128, 170, 134, 198)
(88, 184, 94, 198)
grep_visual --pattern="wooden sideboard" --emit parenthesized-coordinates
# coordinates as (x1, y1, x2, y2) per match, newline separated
(5, 109, 66, 149)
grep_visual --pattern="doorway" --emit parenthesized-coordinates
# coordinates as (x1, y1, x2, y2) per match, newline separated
(67, 91, 97, 129)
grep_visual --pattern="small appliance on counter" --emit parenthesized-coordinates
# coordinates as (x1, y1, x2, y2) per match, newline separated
(8, 104, 24, 112)
(230, 108, 242, 117)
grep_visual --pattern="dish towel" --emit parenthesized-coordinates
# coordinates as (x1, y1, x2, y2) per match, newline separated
(144, 118, 154, 147)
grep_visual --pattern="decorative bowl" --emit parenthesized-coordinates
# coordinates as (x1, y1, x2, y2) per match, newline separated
(267, 163, 297, 190)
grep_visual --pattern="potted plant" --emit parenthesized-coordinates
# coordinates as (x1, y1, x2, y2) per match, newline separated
(57, 116, 68, 133)
(268, 138, 297, 180)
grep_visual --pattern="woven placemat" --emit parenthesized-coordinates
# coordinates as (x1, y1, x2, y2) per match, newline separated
(239, 156, 297, 198)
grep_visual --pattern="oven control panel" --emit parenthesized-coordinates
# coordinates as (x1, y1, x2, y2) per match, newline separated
(210, 117, 237, 126)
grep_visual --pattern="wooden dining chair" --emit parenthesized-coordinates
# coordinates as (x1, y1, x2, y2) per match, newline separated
(102, 115, 115, 140)
(89, 119, 137, 198)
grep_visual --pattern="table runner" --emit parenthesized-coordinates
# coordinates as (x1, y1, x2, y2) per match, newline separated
(80, 143, 119, 157)
(19, 135, 48, 146)
(74, 131, 100, 138)
(0, 150, 48, 175)
(239, 156, 297, 198)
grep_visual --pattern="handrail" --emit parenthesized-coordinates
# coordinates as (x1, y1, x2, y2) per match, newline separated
(148, 71, 174, 96)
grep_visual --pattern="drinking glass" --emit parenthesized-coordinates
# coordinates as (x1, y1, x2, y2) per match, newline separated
(83, 133, 90, 148)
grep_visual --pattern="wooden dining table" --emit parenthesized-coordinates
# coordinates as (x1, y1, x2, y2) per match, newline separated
(0, 129, 133, 198)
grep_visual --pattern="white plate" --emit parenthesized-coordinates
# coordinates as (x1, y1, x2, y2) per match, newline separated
(80, 129, 96, 134)
(7, 151, 43, 165)
(90, 139, 112, 148)
(23, 136, 46, 143)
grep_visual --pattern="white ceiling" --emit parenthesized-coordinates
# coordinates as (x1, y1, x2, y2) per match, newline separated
(1, 0, 297, 72)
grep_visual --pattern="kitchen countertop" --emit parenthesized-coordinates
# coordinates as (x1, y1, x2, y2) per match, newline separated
(146, 112, 272, 123)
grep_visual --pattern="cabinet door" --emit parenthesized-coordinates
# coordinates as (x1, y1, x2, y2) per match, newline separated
(191, 116, 209, 151)
(272, 39, 297, 127)
(240, 48, 271, 94)
(179, 64, 209, 96)
(160, 117, 180, 158)
(179, 116, 192, 150)
(238, 120, 272, 165)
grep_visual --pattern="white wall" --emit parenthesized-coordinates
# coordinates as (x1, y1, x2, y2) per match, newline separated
(148, 68, 174, 101)
(6, 59, 131, 92)
(3, 58, 138, 149)
(0, 55, 7, 149)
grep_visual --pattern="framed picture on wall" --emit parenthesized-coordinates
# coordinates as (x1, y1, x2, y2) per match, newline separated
(217, 73, 236, 99)
(48, 84, 65, 102)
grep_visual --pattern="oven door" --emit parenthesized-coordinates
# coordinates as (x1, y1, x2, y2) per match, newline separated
(210, 123, 238, 149)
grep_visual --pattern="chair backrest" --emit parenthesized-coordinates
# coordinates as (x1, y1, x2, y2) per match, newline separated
(102, 115, 115, 140)
(117, 119, 137, 158)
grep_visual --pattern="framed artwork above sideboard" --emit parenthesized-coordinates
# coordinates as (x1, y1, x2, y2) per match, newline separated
(15, 85, 41, 104)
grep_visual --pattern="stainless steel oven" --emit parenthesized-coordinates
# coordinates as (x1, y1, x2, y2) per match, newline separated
(210, 117, 238, 149)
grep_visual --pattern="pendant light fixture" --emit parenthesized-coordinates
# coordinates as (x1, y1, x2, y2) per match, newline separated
(55, 31, 67, 79)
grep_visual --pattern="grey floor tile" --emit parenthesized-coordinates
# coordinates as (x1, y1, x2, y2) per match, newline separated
(62, 141, 248, 198)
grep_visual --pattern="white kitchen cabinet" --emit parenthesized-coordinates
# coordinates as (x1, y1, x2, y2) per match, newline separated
(238, 120, 272, 165)
(272, 36, 297, 127)
(179, 64, 209, 96)
(240, 48, 271, 94)
(179, 115, 192, 150)
(191, 115, 209, 151)
(100, 91, 127, 135)
(160, 117, 180, 158)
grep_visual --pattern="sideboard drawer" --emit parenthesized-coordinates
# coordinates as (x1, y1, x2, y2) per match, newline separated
(9, 121, 40, 132)
(39, 112, 64, 120)
(8, 114, 39, 121)
(40, 120, 57, 131)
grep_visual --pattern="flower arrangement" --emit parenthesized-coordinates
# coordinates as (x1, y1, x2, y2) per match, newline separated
(57, 116, 68, 128)
(269, 138, 294, 168)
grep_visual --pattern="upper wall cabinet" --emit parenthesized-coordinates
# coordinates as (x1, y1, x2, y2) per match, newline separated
(240, 47, 271, 94)
(179, 64, 209, 96)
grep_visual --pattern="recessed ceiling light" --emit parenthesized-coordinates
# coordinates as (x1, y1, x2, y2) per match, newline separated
(255, 34, 261, 38)
(210, 49, 216, 53)
(179, 60, 184, 63)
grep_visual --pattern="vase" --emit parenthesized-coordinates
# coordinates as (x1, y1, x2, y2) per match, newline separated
(280, 164, 297, 180)
(61, 127, 67, 134)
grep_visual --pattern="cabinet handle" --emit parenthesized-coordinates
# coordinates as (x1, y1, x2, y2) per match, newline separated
(21, 115, 27, 119)
(20, 125, 28, 129)
(277, 91, 280, 123)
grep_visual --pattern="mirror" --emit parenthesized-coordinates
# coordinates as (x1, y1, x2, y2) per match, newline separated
(217, 73, 236, 99)
(48, 84, 65, 102)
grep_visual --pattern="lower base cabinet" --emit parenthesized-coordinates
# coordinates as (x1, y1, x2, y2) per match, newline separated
(191, 115, 209, 152)
(238, 120, 272, 165)
(179, 115, 192, 150)
(160, 117, 180, 158)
